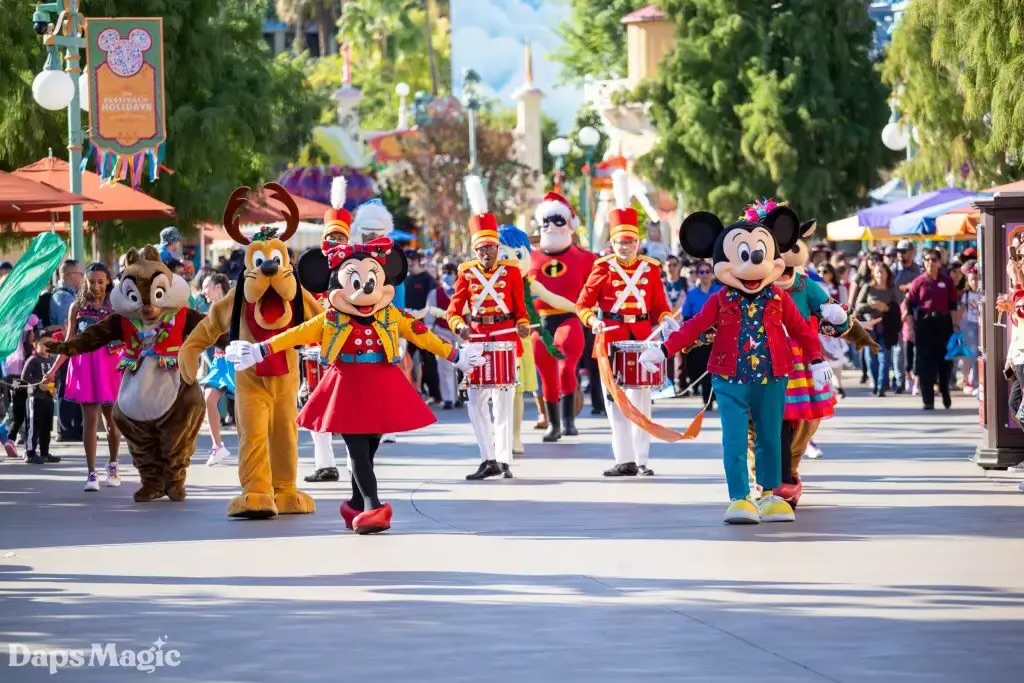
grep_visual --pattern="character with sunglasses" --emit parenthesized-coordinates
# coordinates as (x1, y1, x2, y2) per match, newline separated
(530, 191, 597, 441)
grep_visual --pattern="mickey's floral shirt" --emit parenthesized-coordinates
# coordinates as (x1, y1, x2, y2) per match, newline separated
(725, 288, 777, 384)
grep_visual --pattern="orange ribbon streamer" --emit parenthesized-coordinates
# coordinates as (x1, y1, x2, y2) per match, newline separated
(595, 332, 705, 442)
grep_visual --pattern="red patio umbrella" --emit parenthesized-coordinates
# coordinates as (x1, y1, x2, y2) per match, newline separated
(0, 170, 96, 222)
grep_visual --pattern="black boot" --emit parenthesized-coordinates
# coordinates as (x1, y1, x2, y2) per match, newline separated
(500, 463, 514, 479)
(543, 401, 562, 442)
(561, 395, 578, 436)
(467, 460, 503, 480)
(304, 467, 339, 482)
(604, 462, 639, 477)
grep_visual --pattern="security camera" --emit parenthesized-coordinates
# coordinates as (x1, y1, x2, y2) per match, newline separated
(32, 20, 50, 35)
(32, 7, 52, 35)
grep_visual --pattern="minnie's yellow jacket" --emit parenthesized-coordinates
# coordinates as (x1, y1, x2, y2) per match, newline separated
(261, 304, 458, 365)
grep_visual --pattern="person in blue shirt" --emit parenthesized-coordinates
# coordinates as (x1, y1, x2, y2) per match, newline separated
(680, 260, 722, 408)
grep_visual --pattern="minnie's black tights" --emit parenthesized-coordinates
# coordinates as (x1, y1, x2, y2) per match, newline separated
(343, 434, 383, 511)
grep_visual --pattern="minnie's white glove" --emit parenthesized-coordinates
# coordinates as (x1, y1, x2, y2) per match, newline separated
(819, 303, 847, 326)
(639, 345, 667, 374)
(454, 344, 486, 373)
(225, 340, 266, 371)
(660, 317, 681, 340)
(811, 361, 833, 392)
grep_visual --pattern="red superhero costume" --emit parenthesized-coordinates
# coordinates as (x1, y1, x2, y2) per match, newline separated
(531, 192, 597, 441)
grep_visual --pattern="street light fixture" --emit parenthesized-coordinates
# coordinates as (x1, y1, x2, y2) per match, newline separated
(881, 100, 915, 197)
(547, 137, 570, 193)
(576, 126, 601, 249)
(30, 0, 87, 262)
(395, 82, 410, 130)
(462, 68, 482, 173)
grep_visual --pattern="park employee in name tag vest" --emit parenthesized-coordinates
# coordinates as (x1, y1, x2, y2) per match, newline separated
(575, 170, 677, 477)
(447, 176, 530, 481)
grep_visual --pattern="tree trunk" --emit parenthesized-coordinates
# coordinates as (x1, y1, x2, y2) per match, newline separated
(424, 0, 439, 96)
(316, 1, 331, 56)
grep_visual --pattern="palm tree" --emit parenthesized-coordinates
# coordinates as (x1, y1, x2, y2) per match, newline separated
(276, 0, 340, 56)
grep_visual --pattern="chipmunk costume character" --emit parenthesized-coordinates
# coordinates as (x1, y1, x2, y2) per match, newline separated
(179, 183, 322, 519)
(47, 247, 206, 502)
(639, 207, 831, 524)
(531, 192, 596, 441)
(227, 239, 483, 534)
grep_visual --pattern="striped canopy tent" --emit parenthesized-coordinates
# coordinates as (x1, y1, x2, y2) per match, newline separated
(856, 187, 974, 230)
(825, 215, 895, 241)
(935, 179, 1024, 236)
(889, 194, 989, 236)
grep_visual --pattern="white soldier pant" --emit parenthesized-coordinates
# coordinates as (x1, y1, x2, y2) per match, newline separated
(311, 431, 350, 470)
(467, 387, 515, 464)
(607, 386, 652, 466)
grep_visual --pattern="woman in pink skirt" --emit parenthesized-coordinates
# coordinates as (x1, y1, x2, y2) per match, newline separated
(47, 263, 123, 491)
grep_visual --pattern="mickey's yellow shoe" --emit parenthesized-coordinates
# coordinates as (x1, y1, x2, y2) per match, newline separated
(723, 498, 760, 524)
(756, 493, 795, 523)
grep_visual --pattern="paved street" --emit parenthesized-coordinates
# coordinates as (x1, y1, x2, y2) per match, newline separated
(1, 374, 1023, 682)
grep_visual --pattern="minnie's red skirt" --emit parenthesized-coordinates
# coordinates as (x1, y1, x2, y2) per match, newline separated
(297, 362, 437, 435)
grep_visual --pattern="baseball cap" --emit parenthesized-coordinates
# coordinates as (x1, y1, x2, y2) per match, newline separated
(404, 249, 423, 262)
(884, 246, 898, 256)
(160, 226, 184, 245)
(0, 261, 13, 271)
(896, 239, 913, 251)
(961, 247, 978, 260)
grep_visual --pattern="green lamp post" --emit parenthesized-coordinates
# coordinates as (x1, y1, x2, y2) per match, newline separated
(577, 125, 601, 251)
(31, 1, 87, 263)
(462, 68, 481, 174)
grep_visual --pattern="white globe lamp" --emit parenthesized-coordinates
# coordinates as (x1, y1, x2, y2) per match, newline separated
(881, 121, 910, 152)
(547, 137, 571, 158)
(395, 82, 410, 98)
(78, 69, 89, 112)
(32, 69, 75, 111)
(577, 126, 601, 148)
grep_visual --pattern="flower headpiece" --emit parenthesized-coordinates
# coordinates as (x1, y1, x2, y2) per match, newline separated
(741, 198, 788, 223)
(251, 225, 280, 242)
(323, 237, 394, 269)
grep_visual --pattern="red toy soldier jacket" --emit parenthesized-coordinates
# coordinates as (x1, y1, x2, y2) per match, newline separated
(447, 258, 530, 355)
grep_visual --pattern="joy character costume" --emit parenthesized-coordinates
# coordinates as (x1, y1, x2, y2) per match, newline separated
(179, 183, 322, 519)
(227, 238, 483, 534)
(576, 170, 676, 477)
(447, 177, 531, 480)
(47, 247, 206, 502)
(640, 208, 832, 524)
(530, 192, 597, 441)
(498, 225, 576, 455)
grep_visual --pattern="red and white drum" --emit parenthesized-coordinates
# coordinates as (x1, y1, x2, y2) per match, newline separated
(467, 341, 517, 389)
(612, 341, 664, 389)
(300, 346, 324, 394)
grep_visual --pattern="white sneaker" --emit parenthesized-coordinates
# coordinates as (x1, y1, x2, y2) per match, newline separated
(105, 462, 121, 487)
(84, 472, 100, 492)
(206, 444, 231, 466)
(805, 443, 824, 460)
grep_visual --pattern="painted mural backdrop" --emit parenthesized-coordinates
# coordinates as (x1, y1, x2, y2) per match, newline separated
(451, 0, 582, 131)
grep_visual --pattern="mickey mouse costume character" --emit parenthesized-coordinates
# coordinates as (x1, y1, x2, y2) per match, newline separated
(639, 207, 832, 524)
(226, 239, 483, 534)
(447, 176, 530, 480)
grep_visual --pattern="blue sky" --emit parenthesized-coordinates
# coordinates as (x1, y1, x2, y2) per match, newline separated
(450, 0, 583, 132)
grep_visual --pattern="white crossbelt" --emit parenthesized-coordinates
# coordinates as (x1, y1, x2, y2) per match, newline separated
(469, 266, 509, 316)
(608, 260, 648, 315)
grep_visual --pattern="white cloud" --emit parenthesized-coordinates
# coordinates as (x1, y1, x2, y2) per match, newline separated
(451, 0, 582, 132)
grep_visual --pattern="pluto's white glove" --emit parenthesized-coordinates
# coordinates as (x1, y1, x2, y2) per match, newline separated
(639, 345, 667, 374)
(226, 340, 266, 372)
(454, 344, 486, 373)
(819, 303, 847, 326)
(811, 361, 833, 392)
(660, 316, 681, 340)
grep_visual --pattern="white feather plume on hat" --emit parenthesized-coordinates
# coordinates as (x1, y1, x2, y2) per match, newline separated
(611, 169, 631, 211)
(330, 176, 347, 210)
(352, 200, 394, 237)
(464, 175, 488, 215)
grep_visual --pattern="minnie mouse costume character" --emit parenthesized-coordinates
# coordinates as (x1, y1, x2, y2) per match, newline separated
(226, 239, 483, 534)
(638, 207, 832, 524)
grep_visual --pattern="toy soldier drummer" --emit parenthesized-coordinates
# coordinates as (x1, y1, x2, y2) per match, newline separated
(447, 176, 531, 480)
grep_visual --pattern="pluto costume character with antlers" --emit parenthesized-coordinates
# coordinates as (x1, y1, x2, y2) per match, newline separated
(179, 184, 322, 519)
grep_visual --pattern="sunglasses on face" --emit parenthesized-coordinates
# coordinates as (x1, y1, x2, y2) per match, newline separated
(697, 269, 712, 275)
(541, 215, 568, 228)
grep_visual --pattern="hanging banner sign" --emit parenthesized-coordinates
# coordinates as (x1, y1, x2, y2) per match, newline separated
(84, 17, 167, 188)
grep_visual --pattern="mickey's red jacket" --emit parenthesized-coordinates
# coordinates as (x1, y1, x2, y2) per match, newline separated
(663, 285, 823, 378)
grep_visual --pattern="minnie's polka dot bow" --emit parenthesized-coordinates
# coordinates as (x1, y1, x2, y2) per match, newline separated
(323, 238, 394, 269)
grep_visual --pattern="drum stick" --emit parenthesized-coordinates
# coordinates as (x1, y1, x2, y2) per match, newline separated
(645, 308, 683, 343)
(471, 325, 539, 339)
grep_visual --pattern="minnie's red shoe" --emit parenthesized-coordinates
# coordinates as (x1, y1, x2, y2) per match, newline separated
(352, 503, 393, 535)
(775, 476, 803, 508)
(340, 501, 360, 530)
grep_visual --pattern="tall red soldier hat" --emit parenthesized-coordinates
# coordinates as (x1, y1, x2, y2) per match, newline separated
(534, 191, 579, 229)
(608, 169, 639, 240)
(465, 175, 499, 248)
(322, 176, 352, 242)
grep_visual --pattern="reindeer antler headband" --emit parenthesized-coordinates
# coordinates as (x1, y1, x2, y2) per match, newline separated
(222, 182, 300, 245)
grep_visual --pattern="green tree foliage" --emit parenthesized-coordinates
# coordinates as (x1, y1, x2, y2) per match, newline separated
(553, 0, 650, 83)
(881, 2, 1019, 191)
(927, 0, 1024, 159)
(0, 0, 323, 246)
(639, 0, 889, 223)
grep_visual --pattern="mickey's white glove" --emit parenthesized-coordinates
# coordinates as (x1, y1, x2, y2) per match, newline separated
(660, 317, 681, 340)
(811, 361, 833, 392)
(226, 340, 266, 372)
(454, 344, 486, 373)
(639, 345, 667, 374)
(819, 303, 847, 326)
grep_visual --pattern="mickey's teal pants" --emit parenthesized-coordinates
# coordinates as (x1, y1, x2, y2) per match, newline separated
(712, 376, 787, 501)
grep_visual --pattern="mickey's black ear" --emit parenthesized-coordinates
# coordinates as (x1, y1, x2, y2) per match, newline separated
(385, 248, 408, 285)
(679, 211, 724, 259)
(763, 207, 801, 254)
(800, 219, 817, 239)
(297, 248, 331, 294)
